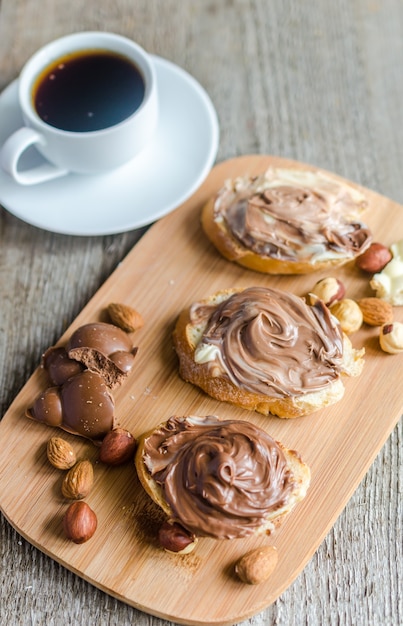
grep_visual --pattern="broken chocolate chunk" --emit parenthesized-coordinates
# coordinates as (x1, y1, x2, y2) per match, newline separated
(42, 346, 84, 386)
(67, 322, 138, 389)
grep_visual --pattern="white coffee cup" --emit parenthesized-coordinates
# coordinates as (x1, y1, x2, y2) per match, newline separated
(0, 31, 158, 185)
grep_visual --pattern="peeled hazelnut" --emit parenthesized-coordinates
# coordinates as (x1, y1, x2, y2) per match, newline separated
(379, 322, 403, 353)
(158, 520, 198, 554)
(99, 428, 137, 466)
(309, 277, 345, 306)
(63, 501, 97, 544)
(47, 436, 76, 470)
(61, 459, 94, 500)
(235, 545, 278, 585)
(355, 242, 392, 273)
(330, 298, 363, 334)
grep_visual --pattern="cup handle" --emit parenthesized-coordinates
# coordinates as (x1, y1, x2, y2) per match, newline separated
(0, 127, 68, 185)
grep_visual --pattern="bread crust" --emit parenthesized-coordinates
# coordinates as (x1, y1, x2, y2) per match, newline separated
(172, 288, 364, 419)
(135, 429, 173, 517)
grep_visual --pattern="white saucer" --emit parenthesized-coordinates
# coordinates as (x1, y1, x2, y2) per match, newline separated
(0, 56, 219, 236)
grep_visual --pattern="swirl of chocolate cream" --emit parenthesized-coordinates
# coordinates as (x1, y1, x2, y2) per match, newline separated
(193, 287, 343, 398)
(217, 170, 372, 262)
(143, 416, 295, 539)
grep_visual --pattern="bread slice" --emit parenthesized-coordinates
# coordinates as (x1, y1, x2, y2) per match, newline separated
(135, 415, 311, 539)
(201, 168, 372, 274)
(173, 287, 364, 419)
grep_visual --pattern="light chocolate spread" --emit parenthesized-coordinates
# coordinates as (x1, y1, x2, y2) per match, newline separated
(192, 287, 344, 398)
(215, 169, 372, 262)
(143, 415, 296, 539)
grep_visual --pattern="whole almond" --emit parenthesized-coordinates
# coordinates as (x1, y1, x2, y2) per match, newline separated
(47, 436, 76, 470)
(61, 459, 94, 500)
(235, 545, 278, 585)
(358, 298, 393, 326)
(107, 302, 144, 333)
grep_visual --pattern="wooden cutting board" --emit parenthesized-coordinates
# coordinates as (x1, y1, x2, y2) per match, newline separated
(1, 155, 402, 626)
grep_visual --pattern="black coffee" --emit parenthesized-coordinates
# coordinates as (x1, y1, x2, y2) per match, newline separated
(33, 49, 146, 132)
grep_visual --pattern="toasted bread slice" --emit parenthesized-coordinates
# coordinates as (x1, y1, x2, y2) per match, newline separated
(135, 415, 311, 539)
(173, 287, 364, 419)
(201, 168, 372, 274)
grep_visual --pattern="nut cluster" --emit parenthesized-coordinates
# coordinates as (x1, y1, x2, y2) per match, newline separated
(46, 426, 136, 544)
(355, 240, 403, 352)
(308, 245, 403, 353)
(309, 278, 364, 335)
(45, 438, 97, 543)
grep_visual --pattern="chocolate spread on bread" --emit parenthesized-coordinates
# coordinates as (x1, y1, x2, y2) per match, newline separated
(142, 416, 296, 539)
(191, 286, 344, 398)
(214, 169, 372, 263)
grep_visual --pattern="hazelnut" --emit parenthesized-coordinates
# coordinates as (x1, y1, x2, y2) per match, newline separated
(309, 277, 345, 306)
(235, 545, 278, 585)
(63, 501, 97, 544)
(379, 322, 403, 353)
(61, 459, 94, 500)
(355, 242, 392, 273)
(158, 520, 198, 554)
(99, 428, 137, 466)
(47, 436, 76, 470)
(330, 298, 363, 334)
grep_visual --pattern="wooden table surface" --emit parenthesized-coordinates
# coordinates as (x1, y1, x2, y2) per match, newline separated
(0, 1, 402, 625)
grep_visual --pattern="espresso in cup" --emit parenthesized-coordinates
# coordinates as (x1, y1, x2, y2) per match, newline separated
(33, 50, 146, 132)
(0, 32, 159, 185)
